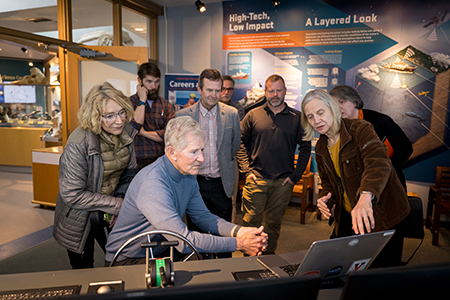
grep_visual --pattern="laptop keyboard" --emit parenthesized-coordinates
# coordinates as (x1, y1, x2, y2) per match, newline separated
(259, 271, 278, 280)
(279, 263, 301, 277)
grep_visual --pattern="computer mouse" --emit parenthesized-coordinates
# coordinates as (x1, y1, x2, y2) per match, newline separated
(96, 285, 113, 294)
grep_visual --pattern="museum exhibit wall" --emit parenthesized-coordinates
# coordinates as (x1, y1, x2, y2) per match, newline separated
(157, 0, 450, 196)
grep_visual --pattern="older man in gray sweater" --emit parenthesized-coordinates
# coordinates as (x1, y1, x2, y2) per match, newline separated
(105, 116, 267, 264)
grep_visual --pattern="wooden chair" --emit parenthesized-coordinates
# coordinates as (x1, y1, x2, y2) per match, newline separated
(291, 156, 317, 224)
(426, 166, 450, 245)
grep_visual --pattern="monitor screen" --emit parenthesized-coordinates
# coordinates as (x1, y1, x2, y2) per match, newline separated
(340, 262, 450, 300)
(2, 84, 36, 104)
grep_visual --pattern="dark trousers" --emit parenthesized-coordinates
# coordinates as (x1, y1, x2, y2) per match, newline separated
(67, 225, 108, 269)
(187, 176, 232, 258)
(332, 209, 404, 268)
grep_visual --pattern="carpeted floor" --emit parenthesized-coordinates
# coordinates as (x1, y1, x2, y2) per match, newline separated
(1, 204, 449, 275)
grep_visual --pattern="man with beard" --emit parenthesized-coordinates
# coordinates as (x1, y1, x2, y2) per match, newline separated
(131, 62, 175, 170)
(237, 74, 311, 254)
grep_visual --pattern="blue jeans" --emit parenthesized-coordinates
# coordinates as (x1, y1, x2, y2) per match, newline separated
(242, 177, 294, 254)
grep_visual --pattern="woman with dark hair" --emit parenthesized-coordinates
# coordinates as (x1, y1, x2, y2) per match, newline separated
(301, 89, 410, 267)
(53, 82, 137, 269)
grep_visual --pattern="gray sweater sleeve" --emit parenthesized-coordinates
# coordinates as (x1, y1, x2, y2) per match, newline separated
(136, 175, 237, 254)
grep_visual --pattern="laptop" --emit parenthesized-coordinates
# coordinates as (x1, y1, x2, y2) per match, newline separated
(257, 230, 395, 282)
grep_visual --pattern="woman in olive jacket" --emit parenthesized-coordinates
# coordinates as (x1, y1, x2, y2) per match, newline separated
(53, 82, 137, 269)
(301, 89, 410, 268)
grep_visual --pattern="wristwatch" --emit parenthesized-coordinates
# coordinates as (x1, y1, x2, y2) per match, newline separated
(138, 100, 146, 106)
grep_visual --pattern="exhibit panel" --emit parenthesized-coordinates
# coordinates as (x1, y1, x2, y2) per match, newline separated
(221, 0, 450, 166)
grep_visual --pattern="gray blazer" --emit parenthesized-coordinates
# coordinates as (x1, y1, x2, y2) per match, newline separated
(176, 101, 241, 198)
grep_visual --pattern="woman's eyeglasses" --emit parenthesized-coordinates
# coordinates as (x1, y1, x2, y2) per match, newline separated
(102, 109, 127, 123)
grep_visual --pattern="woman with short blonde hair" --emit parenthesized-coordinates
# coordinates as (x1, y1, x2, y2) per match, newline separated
(78, 82, 134, 135)
(54, 81, 138, 269)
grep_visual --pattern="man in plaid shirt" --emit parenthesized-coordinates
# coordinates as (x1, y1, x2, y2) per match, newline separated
(130, 62, 175, 170)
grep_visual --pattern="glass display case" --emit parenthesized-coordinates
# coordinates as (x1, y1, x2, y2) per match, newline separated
(0, 83, 62, 166)
(0, 83, 60, 129)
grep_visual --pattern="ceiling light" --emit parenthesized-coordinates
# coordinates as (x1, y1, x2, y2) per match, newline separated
(38, 43, 50, 51)
(29, 62, 34, 67)
(195, 0, 206, 13)
(271, 0, 280, 6)
(21, 47, 28, 53)
(134, 28, 144, 32)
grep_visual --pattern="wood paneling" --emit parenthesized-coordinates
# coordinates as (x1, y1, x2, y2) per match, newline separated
(0, 127, 48, 166)
(32, 162, 60, 207)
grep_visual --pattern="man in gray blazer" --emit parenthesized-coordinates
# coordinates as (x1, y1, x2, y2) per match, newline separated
(176, 69, 241, 257)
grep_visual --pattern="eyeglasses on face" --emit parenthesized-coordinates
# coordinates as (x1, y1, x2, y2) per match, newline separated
(102, 109, 127, 123)
(221, 87, 234, 92)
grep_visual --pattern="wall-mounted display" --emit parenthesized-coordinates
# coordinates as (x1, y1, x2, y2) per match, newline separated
(2, 84, 37, 104)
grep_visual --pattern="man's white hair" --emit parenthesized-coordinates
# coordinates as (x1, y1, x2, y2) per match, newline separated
(165, 116, 204, 151)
